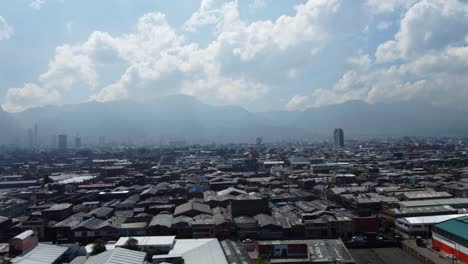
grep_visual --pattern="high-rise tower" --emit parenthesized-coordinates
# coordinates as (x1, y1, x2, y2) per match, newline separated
(333, 128, 344, 147)
(58, 134, 67, 150)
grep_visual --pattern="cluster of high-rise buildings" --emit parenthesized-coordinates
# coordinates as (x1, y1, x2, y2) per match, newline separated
(25, 128, 108, 151)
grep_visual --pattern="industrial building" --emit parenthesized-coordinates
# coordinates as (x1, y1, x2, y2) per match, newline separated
(396, 214, 468, 236)
(398, 198, 468, 209)
(432, 216, 468, 263)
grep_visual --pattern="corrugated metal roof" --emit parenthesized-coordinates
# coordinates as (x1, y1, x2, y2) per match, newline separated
(402, 191, 453, 199)
(12, 243, 68, 264)
(174, 201, 211, 216)
(399, 198, 468, 208)
(149, 214, 173, 227)
(115, 236, 175, 247)
(12, 230, 35, 240)
(167, 239, 228, 264)
(434, 216, 468, 241)
(401, 214, 468, 225)
(85, 248, 146, 264)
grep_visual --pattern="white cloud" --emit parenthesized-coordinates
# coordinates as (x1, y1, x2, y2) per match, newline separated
(0, 16, 13, 41)
(30, 0, 45, 10)
(5, 0, 467, 113)
(185, 0, 351, 61)
(39, 44, 97, 89)
(287, 95, 312, 111)
(309, 45, 468, 109)
(375, 0, 468, 63)
(90, 72, 130, 102)
(376, 21, 392, 31)
(366, 0, 418, 14)
(347, 53, 371, 70)
(66, 22, 73, 33)
(1, 83, 60, 112)
(375, 40, 400, 63)
(34, 0, 360, 106)
(249, 0, 266, 10)
(224, 0, 341, 61)
(184, 0, 220, 32)
(287, 68, 297, 79)
(181, 76, 269, 103)
(296, 0, 468, 111)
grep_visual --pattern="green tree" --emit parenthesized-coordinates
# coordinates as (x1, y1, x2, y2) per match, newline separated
(173, 258, 185, 264)
(380, 218, 396, 238)
(145, 248, 161, 262)
(253, 259, 270, 264)
(122, 237, 139, 251)
(91, 239, 106, 256)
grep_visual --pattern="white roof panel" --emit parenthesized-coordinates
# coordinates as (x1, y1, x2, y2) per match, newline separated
(115, 236, 175, 247)
(85, 248, 146, 264)
(12, 243, 68, 264)
(402, 214, 468, 225)
(169, 239, 228, 264)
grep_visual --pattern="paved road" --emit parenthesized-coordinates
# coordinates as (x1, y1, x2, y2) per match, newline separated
(349, 248, 420, 264)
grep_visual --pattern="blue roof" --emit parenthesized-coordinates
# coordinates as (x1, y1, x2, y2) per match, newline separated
(435, 215, 468, 240)
(82, 201, 100, 205)
(188, 186, 204, 193)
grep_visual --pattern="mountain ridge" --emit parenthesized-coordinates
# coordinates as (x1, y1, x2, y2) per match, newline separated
(2, 95, 468, 144)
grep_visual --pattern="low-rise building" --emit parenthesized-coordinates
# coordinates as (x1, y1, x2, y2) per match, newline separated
(11, 243, 71, 264)
(85, 247, 146, 264)
(254, 214, 283, 240)
(9, 230, 38, 256)
(255, 239, 355, 264)
(302, 211, 353, 240)
(42, 203, 73, 221)
(147, 213, 173, 236)
(115, 236, 176, 254)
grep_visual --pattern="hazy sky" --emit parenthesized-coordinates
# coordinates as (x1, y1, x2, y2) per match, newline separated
(0, 0, 467, 112)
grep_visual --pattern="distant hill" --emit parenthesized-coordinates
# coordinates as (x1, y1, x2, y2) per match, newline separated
(0, 106, 22, 144)
(258, 100, 468, 138)
(1, 95, 467, 144)
(11, 95, 299, 143)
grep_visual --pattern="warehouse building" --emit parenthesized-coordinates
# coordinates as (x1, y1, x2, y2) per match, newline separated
(432, 216, 468, 263)
(396, 214, 468, 236)
(398, 198, 468, 209)
(381, 205, 458, 219)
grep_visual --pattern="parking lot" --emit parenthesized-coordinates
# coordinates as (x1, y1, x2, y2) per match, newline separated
(349, 248, 420, 264)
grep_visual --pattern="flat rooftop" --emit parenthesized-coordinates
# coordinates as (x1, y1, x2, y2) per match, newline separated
(257, 239, 354, 263)
(386, 205, 457, 215)
(115, 236, 176, 247)
(399, 198, 468, 208)
(399, 213, 468, 225)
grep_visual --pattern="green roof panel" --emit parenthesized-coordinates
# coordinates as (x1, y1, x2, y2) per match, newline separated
(435, 216, 468, 241)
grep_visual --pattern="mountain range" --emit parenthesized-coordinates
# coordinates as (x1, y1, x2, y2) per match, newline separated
(1, 95, 467, 145)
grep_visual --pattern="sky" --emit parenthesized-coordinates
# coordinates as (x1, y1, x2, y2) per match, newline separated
(0, 0, 467, 113)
